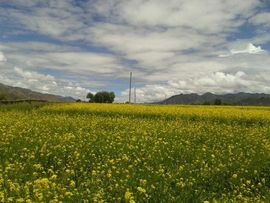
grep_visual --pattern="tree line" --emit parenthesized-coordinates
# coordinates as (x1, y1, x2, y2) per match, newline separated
(87, 91, 115, 103)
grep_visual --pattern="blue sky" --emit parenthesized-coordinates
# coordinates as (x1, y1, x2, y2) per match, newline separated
(0, 0, 270, 102)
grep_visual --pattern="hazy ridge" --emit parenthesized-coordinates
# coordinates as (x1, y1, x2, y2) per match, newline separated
(0, 83, 75, 102)
(160, 92, 270, 106)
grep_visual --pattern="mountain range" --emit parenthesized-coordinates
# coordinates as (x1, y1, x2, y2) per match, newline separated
(2, 82, 270, 105)
(160, 92, 270, 106)
(0, 83, 75, 102)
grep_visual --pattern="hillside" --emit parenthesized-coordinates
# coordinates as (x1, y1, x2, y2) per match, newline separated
(160, 92, 270, 106)
(0, 83, 75, 102)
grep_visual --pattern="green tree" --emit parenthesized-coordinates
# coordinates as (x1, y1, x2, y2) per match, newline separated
(86, 92, 94, 102)
(87, 91, 115, 103)
(93, 92, 104, 103)
(214, 98, 222, 105)
(108, 92, 115, 103)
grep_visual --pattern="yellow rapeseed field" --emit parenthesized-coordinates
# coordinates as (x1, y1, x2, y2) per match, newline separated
(1, 103, 270, 202)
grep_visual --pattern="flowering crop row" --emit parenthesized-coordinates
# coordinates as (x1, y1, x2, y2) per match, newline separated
(0, 103, 270, 202)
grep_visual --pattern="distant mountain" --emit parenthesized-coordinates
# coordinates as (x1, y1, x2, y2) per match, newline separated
(0, 83, 75, 102)
(160, 92, 270, 106)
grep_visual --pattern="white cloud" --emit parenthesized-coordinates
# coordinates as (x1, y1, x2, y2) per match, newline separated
(45, 52, 123, 74)
(0, 51, 7, 62)
(1, 42, 124, 75)
(194, 71, 249, 89)
(219, 43, 265, 57)
(64, 86, 73, 90)
(91, 0, 259, 33)
(3, 39, 270, 102)
(231, 43, 264, 54)
(120, 71, 270, 102)
(14, 67, 55, 81)
(1, 1, 86, 38)
(8, 67, 91, 99)
(1, 42, 121, 99)
(41, 85, 50, 92)
(2, 41, 80, 52)
(249, 12, 270, 28)
(1, 0, 270, 102)
(1, 42, 123, 74)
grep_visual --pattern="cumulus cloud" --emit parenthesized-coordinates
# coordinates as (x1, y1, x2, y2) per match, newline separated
(14, 67, 55, 81)
(219, 43, 265, 57)
(231, 43, 264, 54)
(13, 67, 57, 93)
(120, 71, 270, 102)
(8, 67, 91, 99)
(0, 41, 123, 99)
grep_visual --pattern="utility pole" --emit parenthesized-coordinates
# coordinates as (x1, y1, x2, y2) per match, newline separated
(129, 72, 132, 103)
(134, 86, 136, 104)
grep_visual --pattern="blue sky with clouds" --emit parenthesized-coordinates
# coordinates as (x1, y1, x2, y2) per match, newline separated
(0, 0, 270, 102)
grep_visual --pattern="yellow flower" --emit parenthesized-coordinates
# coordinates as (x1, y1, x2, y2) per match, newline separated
(33, 164, 43, 170)
(92, 170, 97, 176)
(107, 173, 112, 178)
(122, 154, 129, 161)
(139, 179, 147, 185)
(0, 192, 4, 202)
(16, 198, 25, 203)
(70, 180, 76, 188)
(50, 174, 57, 181)
(65, 191, 73, 197)
(137, 187, 146, 193)
(125, 191, 133, 200)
